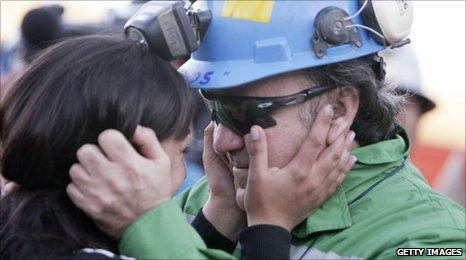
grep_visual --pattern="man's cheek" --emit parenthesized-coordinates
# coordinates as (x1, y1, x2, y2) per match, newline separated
(267, 143, 293, 168)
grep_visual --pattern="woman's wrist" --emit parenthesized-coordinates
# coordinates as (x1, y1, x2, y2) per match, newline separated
(203, 197, 246, 241)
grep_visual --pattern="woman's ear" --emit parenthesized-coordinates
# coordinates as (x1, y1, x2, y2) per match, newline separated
(327, 87, 359, 144)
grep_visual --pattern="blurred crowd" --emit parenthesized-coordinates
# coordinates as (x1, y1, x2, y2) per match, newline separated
(1, 1, 464, 206)
(0, 2, 464, 259)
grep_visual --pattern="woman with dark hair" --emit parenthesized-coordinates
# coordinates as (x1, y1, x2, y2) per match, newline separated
(0, 34, 352, 259)
(0, 35, 195, 259)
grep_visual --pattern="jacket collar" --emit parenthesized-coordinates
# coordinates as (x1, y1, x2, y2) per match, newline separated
(291, 128, 410, 238)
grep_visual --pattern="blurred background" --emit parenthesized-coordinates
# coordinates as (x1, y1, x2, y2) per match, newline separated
(1, 1, 464, 205)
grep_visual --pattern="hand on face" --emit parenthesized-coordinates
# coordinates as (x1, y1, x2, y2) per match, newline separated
(243, 105, 356, 231)
(202, 122, 246, 241)
(66, 126, 172, 239)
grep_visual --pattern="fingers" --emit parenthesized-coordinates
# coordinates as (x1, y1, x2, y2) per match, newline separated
(326, 156, 356, 198)
(203, 122, 217, 161)
(332, 131, 357, 182)
(342, 155, 357, 175)
(204, 122, 214, 145)
(287, 105, 334, 170)
(1, 181, 18, 198)
(326, 149, 350, 181)
(317, 130, 354, 174)
(323, 139, 357, 191)
(245, 126, 268, 180)
(132, 125, 166, 160)
(66, 183, 90, 213)
(333, 131, 357, 183)
(334, 155, 357, 187)
(322, 130, 353, 182)
(327, 117, 348, 145)
(97, 129, 138, 164)
(76, 143, 111, 177)
(69, 163, 92, 192)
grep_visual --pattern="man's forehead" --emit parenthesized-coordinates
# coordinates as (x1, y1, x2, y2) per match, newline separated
(210, 70, 312, 97)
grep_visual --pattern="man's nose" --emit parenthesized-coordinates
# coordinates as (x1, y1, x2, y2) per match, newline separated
(212, 123, 245, 155)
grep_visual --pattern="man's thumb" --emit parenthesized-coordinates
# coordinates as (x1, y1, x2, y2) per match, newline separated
(246, 126, 268, 180)
(132, 125, 166, 160)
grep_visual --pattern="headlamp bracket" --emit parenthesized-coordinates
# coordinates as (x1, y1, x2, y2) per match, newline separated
(312, 7, 362, 58)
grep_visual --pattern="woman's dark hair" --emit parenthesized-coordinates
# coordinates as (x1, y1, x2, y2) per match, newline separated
(304, 55, 404, 146)
(0, 35, 195, 259)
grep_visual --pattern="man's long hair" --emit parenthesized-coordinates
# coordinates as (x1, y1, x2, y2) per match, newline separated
(303, 55, 404, 146)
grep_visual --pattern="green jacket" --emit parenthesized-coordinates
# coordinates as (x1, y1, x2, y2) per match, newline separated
(119, 131, 465, 259)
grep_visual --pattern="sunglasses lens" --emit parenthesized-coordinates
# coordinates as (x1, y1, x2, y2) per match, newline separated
(207, 100, 276, 135)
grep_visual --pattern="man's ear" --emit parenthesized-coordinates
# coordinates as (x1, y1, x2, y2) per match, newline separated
(327, 87, 359, 144)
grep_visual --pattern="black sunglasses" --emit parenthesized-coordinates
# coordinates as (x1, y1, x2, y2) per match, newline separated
(200, 85, 335, 135)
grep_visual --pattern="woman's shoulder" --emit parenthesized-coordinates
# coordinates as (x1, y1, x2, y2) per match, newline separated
(70, 248, 135, 260)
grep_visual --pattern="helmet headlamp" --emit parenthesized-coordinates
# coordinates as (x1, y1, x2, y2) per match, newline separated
(124, 1, 211, 60)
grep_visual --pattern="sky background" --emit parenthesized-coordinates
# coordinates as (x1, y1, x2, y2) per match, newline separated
(1, 1, 465, 150)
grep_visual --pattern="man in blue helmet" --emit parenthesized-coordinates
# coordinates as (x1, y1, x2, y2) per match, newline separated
(66, 1, 465, 259)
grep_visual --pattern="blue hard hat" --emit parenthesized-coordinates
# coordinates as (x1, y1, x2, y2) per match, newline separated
(179, 0, 394, 90)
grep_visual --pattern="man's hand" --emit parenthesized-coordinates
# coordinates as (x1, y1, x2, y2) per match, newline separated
(66, 126, 172, 239)
(202, 122, 246, 241)
(244, 105, 356, 231)
(0, 174, 18, 198)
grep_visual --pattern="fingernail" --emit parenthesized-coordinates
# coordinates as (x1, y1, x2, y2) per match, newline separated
(324, 105, 334, 117)
(133, 125, 142, 136)
(350, 155, 357, 165)
(347, 131, 356, 143)
(250, 126, 260, 141)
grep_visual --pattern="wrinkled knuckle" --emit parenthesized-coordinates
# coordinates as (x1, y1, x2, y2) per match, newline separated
(97, 195, 112, 210)
(332, 152, 341, 164)
(91, 205, 105, 219)
(339, 161, 348, 173)
(305, 186, 315, 198)
(310, 135, 324, 148)
(106, 176, 119, 191)
(122, 163, 138, 176)
(294, 170, 307, 182)
(105, 197, 117, 211)
(307, 178, 319, 190)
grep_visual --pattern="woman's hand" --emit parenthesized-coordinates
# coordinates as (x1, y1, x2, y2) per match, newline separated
(66, 126, 172, 239)
(243, 107, 356, 231)
(202, 122, 246, 241)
